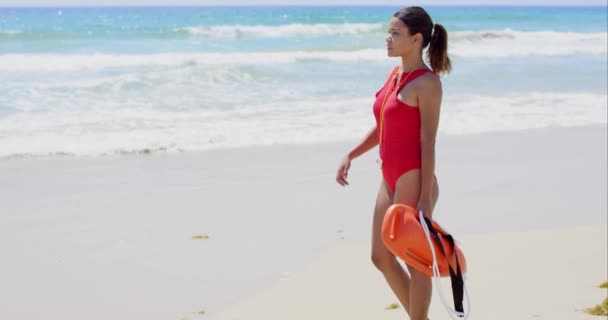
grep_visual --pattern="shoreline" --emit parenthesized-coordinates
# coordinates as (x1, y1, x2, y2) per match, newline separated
(0, 123, 606, 164)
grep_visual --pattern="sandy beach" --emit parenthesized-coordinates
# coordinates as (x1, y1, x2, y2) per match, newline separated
(0, 125, 606, 320)
(211, 225, 607, 320)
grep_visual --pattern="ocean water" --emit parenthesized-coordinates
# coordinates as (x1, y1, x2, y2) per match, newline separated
(0, 6, 606, 159)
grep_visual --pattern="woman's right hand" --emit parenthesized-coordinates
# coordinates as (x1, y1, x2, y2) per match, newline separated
(336, 156, 351, 186)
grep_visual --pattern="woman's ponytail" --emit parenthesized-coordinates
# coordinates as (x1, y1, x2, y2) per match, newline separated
(427, 23, 451, 75)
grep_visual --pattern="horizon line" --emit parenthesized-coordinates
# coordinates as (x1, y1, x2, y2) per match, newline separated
(0, 3, 606, 8)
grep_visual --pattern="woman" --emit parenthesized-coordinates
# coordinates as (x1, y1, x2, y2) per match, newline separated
(335, 6, 451, 320)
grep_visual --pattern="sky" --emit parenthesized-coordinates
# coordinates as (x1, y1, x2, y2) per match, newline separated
(0, 0, 605, 6)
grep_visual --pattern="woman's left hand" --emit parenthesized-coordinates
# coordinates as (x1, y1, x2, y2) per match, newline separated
(417, 196, 434, 220)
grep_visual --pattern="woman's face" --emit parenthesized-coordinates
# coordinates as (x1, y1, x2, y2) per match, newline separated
(386, 17, 419, 57)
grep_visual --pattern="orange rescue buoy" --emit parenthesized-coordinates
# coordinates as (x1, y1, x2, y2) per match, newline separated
(381, 204, 467, 277)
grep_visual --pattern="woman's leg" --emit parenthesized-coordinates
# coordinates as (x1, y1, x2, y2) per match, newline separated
(393, 171, 439, 320)
(370, 180, 414, 316)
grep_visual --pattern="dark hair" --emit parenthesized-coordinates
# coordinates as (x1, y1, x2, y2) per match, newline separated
(393, 6, 452, 75)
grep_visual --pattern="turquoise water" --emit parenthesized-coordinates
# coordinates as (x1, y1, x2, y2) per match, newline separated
(0, 6, 606, 158)
(1, 6, 606, 53)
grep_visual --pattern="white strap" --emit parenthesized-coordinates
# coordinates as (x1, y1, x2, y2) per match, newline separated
(419, 210, 471, 320)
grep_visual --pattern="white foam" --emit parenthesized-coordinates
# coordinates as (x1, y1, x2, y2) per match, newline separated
(0, 50, 385, 72)
(1, 29, 605, 72)
(178, 23, 384, 38)
(0, 30, 21, 35)
(0, 92, 605, 159)
(450, 29, 607, 58)
(439, 92, 608, 135)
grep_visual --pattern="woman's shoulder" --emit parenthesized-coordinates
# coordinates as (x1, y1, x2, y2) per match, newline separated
(416, 70, 442, 93)
(417, 69, 441, 87)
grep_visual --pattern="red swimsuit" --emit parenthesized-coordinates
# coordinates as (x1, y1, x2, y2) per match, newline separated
(373, 66, 434, 193)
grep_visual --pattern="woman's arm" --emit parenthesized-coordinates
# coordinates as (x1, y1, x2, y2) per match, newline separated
(336, 125, 378, 186)
(417, 75, 442, 213)
(346, 125, 379, 160)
